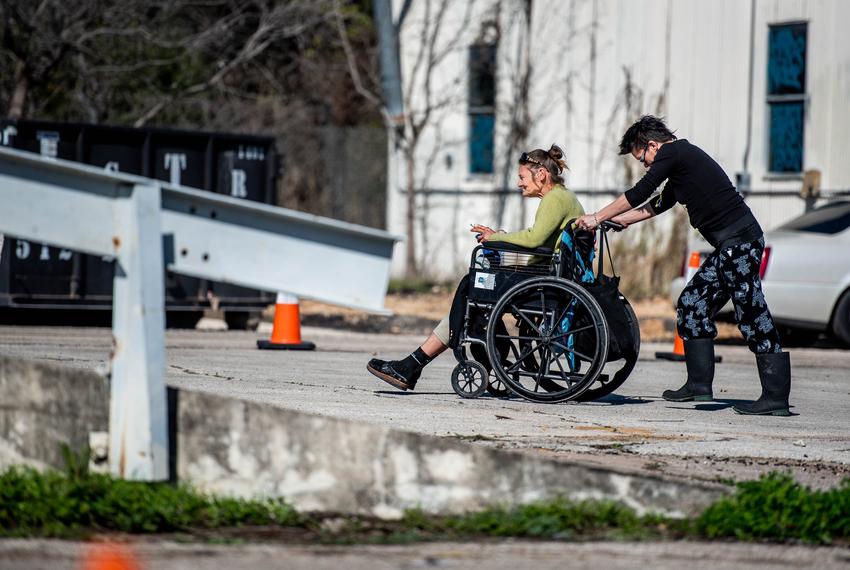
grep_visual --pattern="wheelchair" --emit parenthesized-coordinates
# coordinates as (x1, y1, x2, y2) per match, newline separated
(449, 221, 640, 403)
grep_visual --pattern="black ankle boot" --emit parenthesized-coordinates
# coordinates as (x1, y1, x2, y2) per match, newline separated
(662, 339, 715, 402)
(367, 358, 421, 391)
(733, 352, 791, 416)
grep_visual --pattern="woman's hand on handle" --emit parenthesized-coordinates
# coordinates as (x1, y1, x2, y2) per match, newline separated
(575, 214, 599, 231)
(577, 194, 645, 232)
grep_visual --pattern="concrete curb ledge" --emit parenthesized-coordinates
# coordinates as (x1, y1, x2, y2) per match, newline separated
(0, 356, 727, 519)
(0, 356, 108, 470)
(176, 389, 727, 518)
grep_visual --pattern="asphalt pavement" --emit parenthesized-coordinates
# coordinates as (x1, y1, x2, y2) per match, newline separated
(2, 539, 850, 570)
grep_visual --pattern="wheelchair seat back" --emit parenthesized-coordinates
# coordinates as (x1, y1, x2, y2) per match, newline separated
(558, 226, 596, 283)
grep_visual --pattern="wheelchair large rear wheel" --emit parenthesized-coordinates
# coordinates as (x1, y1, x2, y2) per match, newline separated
(486, 277, 609, 403)
(575, 299, 641, 401)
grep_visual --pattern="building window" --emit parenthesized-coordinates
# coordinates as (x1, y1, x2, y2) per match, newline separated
(767, 22, 807, 173)
(468, 43, 496, 174)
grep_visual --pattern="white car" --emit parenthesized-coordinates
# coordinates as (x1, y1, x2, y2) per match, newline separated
(670, 201, 850, 347)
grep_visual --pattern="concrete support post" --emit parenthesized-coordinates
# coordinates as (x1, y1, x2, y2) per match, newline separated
(109, 183, 168, 480)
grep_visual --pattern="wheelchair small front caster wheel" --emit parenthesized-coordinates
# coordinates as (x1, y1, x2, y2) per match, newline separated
(451, 361, 488, 399)
(487, 373, 511, 398)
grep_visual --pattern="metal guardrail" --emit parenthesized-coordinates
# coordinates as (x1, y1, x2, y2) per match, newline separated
(0, 146, 400, 480)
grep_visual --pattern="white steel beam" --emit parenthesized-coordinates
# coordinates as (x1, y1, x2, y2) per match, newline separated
(160, 187, 396, 313)
(0, 146, 399, 312)
(0, 146, 399, 482)
(109, 183, 168, 480)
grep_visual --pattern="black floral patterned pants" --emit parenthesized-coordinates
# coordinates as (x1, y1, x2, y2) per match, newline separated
(676, 237, 782, 354)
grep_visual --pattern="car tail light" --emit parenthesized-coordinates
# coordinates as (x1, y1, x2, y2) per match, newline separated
(759, 246, 771, 279)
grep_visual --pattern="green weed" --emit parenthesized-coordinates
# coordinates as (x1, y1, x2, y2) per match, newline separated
(2, 457, 848, 546)
(0, 465, 299, 538)
(694, 472, 850, 544)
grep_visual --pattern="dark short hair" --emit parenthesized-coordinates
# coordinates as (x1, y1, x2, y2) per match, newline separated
(618, 115, 676, 155)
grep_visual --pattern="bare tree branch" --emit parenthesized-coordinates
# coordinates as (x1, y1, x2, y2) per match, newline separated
(133, 1, 335, 126)
(332, 0, 388, 121)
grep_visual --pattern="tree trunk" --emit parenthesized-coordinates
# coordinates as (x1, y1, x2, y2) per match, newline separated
(8, 61, 29, 119)
(404, 148, 418, 277)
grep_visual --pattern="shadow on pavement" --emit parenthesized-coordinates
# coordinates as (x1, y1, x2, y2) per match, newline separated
(693, 400, 748, 411)
(590, 394, 651, 406)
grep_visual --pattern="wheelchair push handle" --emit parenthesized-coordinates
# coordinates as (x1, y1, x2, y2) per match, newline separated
(599, 220, 625, 232)
(562, 218, 623, 278)
(565, 218, 624, 233)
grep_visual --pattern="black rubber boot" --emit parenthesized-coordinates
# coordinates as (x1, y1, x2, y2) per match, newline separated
(662, 339, 715, 402)
(367, 358, 420, 391)
(733, 352, 792, 416)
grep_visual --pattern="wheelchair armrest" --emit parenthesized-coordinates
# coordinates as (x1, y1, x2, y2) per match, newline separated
(480, 241, 554, 256)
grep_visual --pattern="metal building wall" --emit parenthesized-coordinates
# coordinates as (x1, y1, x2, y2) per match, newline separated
(388, 0, 850, 280)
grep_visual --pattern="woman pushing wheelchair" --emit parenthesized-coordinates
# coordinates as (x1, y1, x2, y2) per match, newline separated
(367, 144, 585, 391)
(576, 115, 792, 416)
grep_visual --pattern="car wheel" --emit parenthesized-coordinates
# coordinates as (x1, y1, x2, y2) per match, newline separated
(831, 290, 850, 347)
(779, 327, 819, 348)
(224, 311, 259, 330)
(166, 311, 203, 329)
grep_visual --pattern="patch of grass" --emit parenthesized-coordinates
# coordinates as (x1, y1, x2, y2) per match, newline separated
(694, 472, 850, 544)
(401, 500, 676, 542)
(2, 454, 848, 546)
(0, 462, 299, 538)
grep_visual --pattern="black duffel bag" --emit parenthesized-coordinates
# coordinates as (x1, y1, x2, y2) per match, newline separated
(583, 273, 636, 361)
(563, 225, 637, 363)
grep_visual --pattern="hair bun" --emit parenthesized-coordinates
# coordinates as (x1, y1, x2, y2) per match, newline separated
(547, 144, 568, 173)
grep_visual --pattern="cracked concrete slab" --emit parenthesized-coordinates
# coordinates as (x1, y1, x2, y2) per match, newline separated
(0, 325, 848, 495)
(0, 351, 724, 518)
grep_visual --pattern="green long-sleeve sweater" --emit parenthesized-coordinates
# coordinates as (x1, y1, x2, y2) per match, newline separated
(486, 184, 584, 251)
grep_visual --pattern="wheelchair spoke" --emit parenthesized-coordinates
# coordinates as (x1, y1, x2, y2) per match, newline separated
(513, 369, 584, 382)
(552, 350, 589, 382)
(540, 346, 559, 379)
(553, 305, 571, 332)
(551, 340, 594, 363)
(533, 345, 549, 392)
(551, 352, 575, 385)
(541, 345, 553, 376)
(551, 324, 595, 339)
(539, 289, 548, 329)
(505, 343, 537, 373)
(495, 333, 548, 342)
(508, 341, 522, 360)
(511, 304, 542, 335)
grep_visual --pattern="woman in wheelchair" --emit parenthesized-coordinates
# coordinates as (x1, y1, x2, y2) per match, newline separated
(367, 144, 585, 391)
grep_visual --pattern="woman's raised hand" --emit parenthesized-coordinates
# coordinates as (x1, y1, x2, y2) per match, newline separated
(470, 224, 496, 242)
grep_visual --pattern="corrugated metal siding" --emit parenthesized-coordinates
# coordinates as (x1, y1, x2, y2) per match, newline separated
(389, 0, 850, 279)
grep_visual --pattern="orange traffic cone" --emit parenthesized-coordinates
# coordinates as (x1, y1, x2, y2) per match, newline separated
(657, 252, 700, 362)
(257, 292, 315, 350)
(82, 543, 141, 570)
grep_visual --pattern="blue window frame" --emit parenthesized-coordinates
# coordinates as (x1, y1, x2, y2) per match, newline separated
(468, 43, 496, 174)
(469, 114, 494, 174)
(767, 23, 807, 173)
